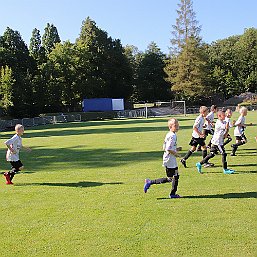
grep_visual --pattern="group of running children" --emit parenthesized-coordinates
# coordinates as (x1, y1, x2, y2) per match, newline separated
(2, 106, 253, 195)
(144, 106, 253, 198)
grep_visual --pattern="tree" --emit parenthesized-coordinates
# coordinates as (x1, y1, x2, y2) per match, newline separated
(0, 66, 15, 114)
(171, 0, 201, 54)
(42, 23, 61, 56)
(165, 0, 209, 102)
(136, 42, 170, 101)
(29, 28, 46, 63)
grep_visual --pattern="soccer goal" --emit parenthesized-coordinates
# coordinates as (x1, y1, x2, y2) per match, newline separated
(172, 101, 186, 116)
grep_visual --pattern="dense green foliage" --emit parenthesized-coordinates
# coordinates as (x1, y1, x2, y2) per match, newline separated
(0, 1, 257, 117)
(0, 112, 256, 256)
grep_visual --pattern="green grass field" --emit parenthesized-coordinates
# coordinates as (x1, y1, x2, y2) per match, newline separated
(0, 112, 256, 257)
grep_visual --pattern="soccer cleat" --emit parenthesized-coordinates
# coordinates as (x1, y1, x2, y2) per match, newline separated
(169, 194, 181, 198)
(4, 173, 11, 184)
(144, 179, 151, 193)
(230, 153, 237, 156)
(196, 162, 202, 173)
(180, 159, 187, 168)
(223, 169, 235, 174)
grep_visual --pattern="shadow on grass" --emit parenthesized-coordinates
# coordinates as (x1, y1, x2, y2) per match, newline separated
(16, 181, 123, 188)
(157, 191, 257, 200)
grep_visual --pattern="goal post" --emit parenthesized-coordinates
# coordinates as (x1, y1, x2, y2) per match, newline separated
(172, 101, 186, 116)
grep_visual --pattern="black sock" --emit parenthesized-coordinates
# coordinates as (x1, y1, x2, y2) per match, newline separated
(224, 137, 232, 146)
(184, 150, 193, 160)
(231, 145, 238, 154)
(200, 153, 214, 165)
(234, 141, 245, 147)
(170, 175, 179, 195)
(151, 178, 169, 184)
(202, 149, 207, 159)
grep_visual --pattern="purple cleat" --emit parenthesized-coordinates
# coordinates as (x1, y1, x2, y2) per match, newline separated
(169, 194, 182, 199)
(144, 179, 151, 193)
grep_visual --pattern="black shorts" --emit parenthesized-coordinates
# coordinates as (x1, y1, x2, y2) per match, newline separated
(203, 129, 214, 137)
(210, 145, 226, 155)
(189, 137, 206, 147)
(10, 160, 23, 170)
(165, 167, 178, 177)
(236, 134, 247, 141)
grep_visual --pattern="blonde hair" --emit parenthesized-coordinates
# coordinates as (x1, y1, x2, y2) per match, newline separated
(168, 118, 177, 127)
(200, 106, 208, 113)
(239, 106, 247, 114)
(15, 124, 24, 131)
(225, 108, 232, 115)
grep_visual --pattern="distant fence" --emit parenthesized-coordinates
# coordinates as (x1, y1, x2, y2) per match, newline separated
(0, 114, 81, 131)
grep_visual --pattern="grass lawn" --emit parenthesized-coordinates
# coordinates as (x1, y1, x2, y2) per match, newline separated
(0, 111, 256, 257)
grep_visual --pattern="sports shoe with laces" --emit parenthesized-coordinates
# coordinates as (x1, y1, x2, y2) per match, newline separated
(203, 162, 214, 168)
(144, 179, 151, 193)
(223, 168, 235, 174)
(169, 194, 181, 198)
(196, 162, 202, 173)
(180, 159, 187, 168)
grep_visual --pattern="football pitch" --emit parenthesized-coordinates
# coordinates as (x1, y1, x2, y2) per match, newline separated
(0, 112, 256, 257)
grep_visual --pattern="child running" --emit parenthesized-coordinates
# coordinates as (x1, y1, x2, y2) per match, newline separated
(144, 118, 181, 198)
(231, 107, 252, 156)
(197, 105, 217, 151)
(223, 109, 235, 146)
(4, 124, 31, 185)
(196, 110, 235, 174)
(180, 106, 209, 168)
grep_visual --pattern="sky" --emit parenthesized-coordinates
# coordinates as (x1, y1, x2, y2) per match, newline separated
(1, 0, 257, 53)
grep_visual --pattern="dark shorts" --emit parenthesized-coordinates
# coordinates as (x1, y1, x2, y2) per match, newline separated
(210, 145, 226, 155)
(236, 134, 247, 141)
(10, 160, 23, 170)
(189, 137, 206, 147)
(165, 167, 178, 177)
(203, 129, 214, 137)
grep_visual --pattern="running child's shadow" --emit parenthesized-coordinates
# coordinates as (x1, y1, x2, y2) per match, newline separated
(157, 191, 256, 200)
(16, 181, 123, 188)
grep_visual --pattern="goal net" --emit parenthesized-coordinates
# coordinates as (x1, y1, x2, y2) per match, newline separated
(171, 101, 186, 116)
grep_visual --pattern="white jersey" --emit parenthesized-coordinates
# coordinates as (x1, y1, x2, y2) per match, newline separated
(205, 111, 214, 130)
(163, 131, 178, 168)
(5, 134, 22, 161)
(225, 117, 233, 128)
(234, 115, 245, 136)
(211, 119, 227, 146)
(192, 115, 205, 138)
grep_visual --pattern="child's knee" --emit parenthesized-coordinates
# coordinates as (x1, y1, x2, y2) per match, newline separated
(19, 166, 24, 170)
(191, 146, 196, 152)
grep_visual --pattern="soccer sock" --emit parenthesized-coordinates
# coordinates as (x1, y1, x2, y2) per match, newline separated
(222, 154, 228, 169)
(202, 149, 207, 159)
(9, 169, 17, 181)
(150, 178, 169, 184)
(170, 175, 179, 195)
(233, 141, 245, 147)
(200, 153, 214, 165)
(183, 150, 193, 160)
(223, 137, 232, 146)
(231, 145, 238, 155)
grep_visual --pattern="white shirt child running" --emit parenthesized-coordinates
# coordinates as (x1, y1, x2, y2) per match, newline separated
(192, 115, 205, 138)
(211, 119, 227, 146)
(5, 134, 23, 162)
(163, 131, 178, 168)
(205, 111, 215, 130)
(234, 115, 245, 137)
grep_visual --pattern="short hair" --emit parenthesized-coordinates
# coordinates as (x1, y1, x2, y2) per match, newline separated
(15, 124, 24, 131)
(225, 108, 232, 114)
(199, 106, 208, 113)
(217, 110, 225, 117)
(239, 106, 247, 114)
(210, 105, 217, 111)
(168, 118, 177, 127)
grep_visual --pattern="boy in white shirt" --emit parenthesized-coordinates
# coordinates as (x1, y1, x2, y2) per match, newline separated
(231, 107, 252, 156)
(196, 111, 235, 174)
(144, 118, 182, 198)
(4, 124, 31, 184)
(223, 109, 235, 146)
(197, 105, 217, 150)
(180, 106, 208, 168)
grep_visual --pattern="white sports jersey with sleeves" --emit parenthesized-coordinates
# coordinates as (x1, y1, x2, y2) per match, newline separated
(205, 111, 214, 130)
(225, 117, 233, 128)
(5, 134, 22, 161)
(163, 131, 178, 168)
(192, 115, 205, 138)
(211, 119, 227, 145)
(234, 115, 245, 136)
